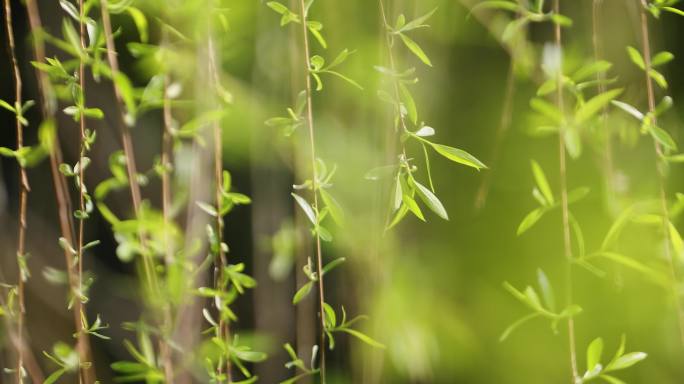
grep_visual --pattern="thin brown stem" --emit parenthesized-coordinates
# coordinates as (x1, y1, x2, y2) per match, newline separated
(77, 0, 86, 324)
(160, 53, 176, 384)
(3, 0, 29, 380)
(552, 0, 578, 381)
(206, 30, 233, 382)
(297, 0, 327, 381)
(23, 1, 93, 382)
(638, 0, 684, 346)
(99, 0, 160, 299)
(75, 1, 96, 382)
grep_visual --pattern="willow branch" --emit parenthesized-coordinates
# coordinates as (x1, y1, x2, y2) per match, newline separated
(638, 0, 684, 346)
(3, 0, 30, 380)
(552, 0, 579, 380)
(297, 0, 328, 381)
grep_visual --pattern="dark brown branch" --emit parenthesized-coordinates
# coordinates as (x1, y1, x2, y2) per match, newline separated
(3, 0, 30, 380)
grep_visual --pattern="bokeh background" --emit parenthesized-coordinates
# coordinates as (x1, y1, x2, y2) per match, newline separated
(2, 0, 684, 382)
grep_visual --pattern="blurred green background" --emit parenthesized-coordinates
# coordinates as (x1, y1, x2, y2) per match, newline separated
(2, 0, 684, 382)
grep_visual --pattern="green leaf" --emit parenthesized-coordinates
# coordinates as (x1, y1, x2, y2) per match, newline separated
(399, 33, 432, 67)
(400, 7, 437, 32)
(501, 17, 529, 42)
(127, 7, 148, 43)
(413, 180, 448, 220)
(537, 79, 556, 96)
(468, 1, 521, 15)
(531, 160, 554, 205)
(536, 269, 556, 312)
(606, 352, 647, 372)
(398, 82, 418, 125)
(62, 19, 83, 58)
(323, 303, 336, 328)
(649, 125, 677, 151)
(648, 68, 668, 89)
(663, 6, 684, 16)
(307, 22, 327, 49)
(499, 313, 540, 342)
(611, 100, 644, 121)
(626, 46, 645, 70)
(59, 0, 79, 21)
(319, 189, 344, 226)
(0, 99, 15, 112)
(572, 60, 613, 82)
(600, 375, 627, 384)
(196, 201, 218, 217)
(655, 96, 673, 117)
(589, 252, 668, 287)
(517, 208, 544, 236)
(402, 193, 425, 221)
(267, 1, 291, 15)
(292, 193, 316, 225)
(44, 368, 67, 384)
(530, 98, 562, 124)
(327, 49, 352, 69)
(338, 328, 386, 349)
(83, 108, 104, 119)
(550, 13, 573, 27)
(114, 72, 137, 120)
(575, 88, 623, 124)
(430, 143, 486, 170)
(323, 70, 363, 90)
(652, 51, 674, 67)
(587, 337, 604, 371)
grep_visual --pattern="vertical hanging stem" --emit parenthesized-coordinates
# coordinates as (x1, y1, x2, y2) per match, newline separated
(75, 1, 97, 383)
(3, 0, 29, 381)
(100, 1, 174, 379)
(552, 0, 578, 381)
(296, 0, 327, 381)
(206, 29, 232, 381)
(159, 27, 175, 381)
(77, 0, 86, 328)
(378, 0, 410, 163)
(99, 0, 159, 297)
(23, 1, 92, 382)
(638, 0, 684, 346)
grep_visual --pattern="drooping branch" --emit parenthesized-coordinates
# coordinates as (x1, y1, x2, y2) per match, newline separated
(552, 0, 579, 380)
(296, 0, 328, 381)
(637, 0, 684, 347)
(3, 0, 30, 380)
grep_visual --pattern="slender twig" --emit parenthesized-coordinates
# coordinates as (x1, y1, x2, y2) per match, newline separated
(100, 4, 174, 377)
(158, 27, 176, 381)
(378, 0, 410, 165)
(638, 0, 684, 346)
(99, 0, 160, 298)
(0, 271, 44, 383)
(3, 0, 29, 380)
(23, 1, 94, 382)
(77, 0, 87, 331)
(552, 0, 579, 381)
(75, 1, 97, 382)
(205, 30, 233, 382)
(297, 0, 327, 380)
